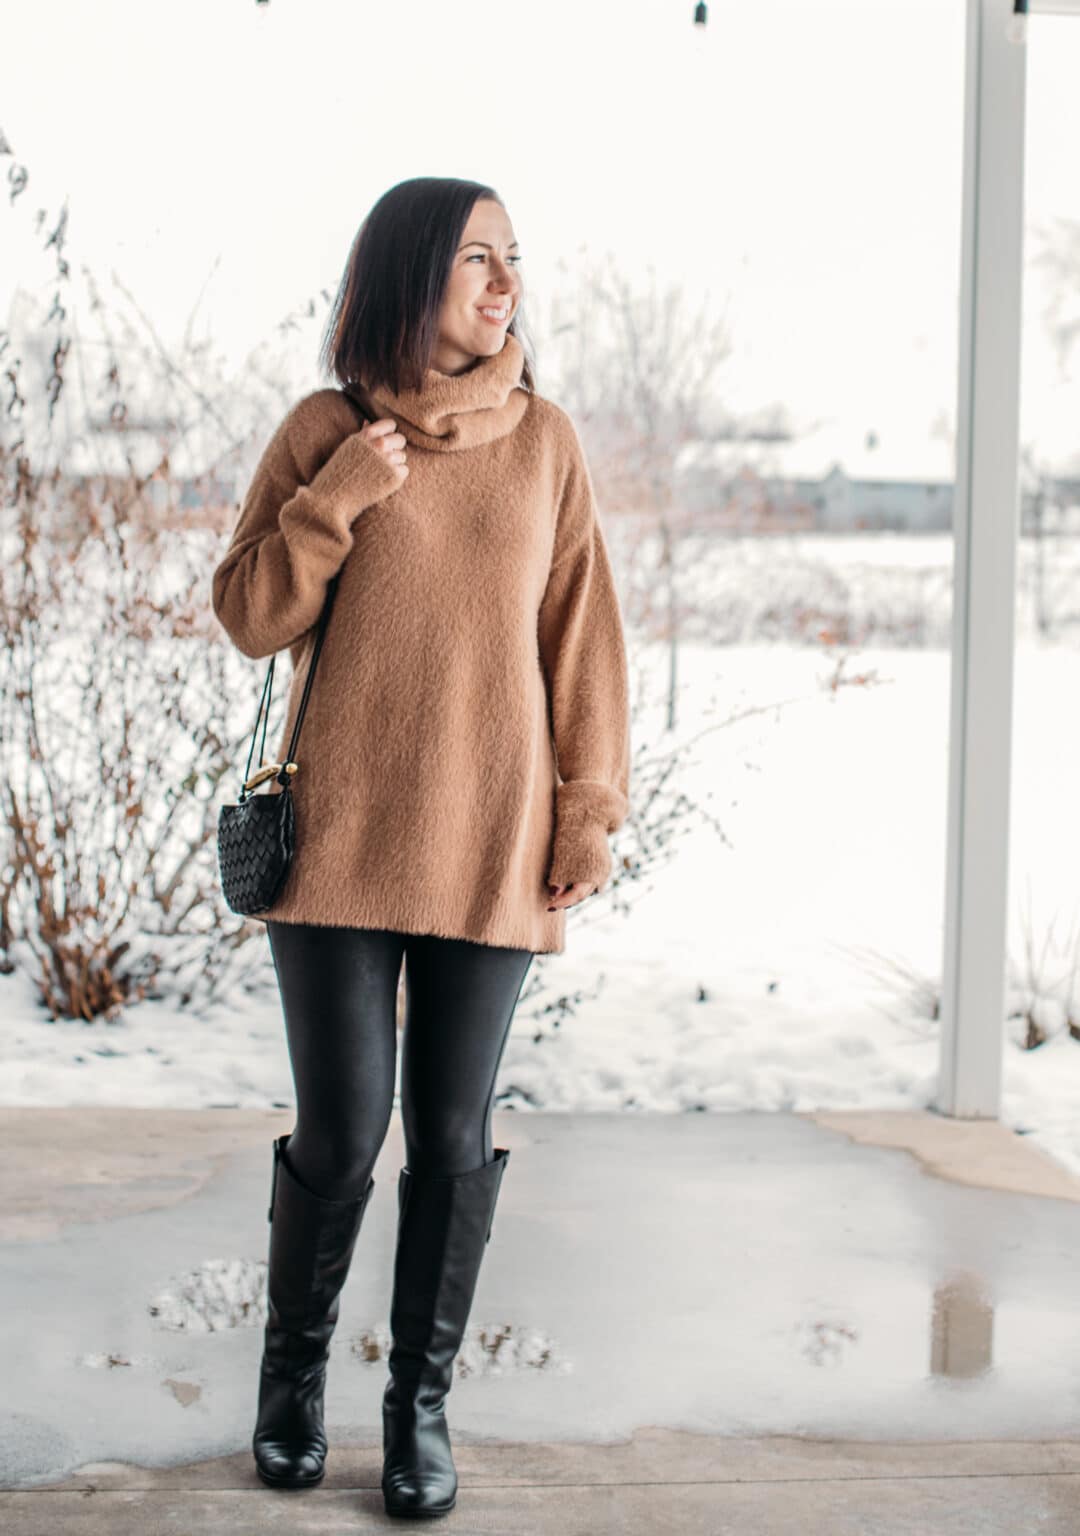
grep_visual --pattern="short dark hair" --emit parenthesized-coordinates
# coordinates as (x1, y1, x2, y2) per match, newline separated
(319, 176, 535, 397)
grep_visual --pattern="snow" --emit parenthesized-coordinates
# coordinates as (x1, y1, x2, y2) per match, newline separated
(147, 1257, 266, 1333)
(4, 535, 1080, 1185)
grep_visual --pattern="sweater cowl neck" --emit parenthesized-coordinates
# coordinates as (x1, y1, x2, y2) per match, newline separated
(355, 331, 529, 452)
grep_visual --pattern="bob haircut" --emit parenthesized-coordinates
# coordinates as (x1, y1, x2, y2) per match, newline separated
(318, 176, 536, 398)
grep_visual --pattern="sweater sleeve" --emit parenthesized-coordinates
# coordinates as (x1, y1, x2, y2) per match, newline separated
(537, 417, 631, 893)
(211, 394, 406, 660)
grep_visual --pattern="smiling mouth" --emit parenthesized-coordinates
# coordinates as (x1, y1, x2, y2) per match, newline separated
(477, 305, 512, 323)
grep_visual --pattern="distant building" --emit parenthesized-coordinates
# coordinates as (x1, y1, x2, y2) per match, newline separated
(675, 425, 1080, 533)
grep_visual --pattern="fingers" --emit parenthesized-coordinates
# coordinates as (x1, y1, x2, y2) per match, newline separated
(360, 417, 409, 477)
(363, 416, 401, 441)
(361, 420, 407, 452)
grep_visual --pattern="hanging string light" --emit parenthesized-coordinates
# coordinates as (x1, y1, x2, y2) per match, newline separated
(1009, 0, 1080, 45)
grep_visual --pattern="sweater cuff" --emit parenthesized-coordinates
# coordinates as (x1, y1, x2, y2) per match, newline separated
(546, 780, 628, 892)
(308, 427, 405, 509)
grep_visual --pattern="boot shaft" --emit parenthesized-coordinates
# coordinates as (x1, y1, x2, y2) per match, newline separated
(263, 1134, 375, 1370)
(387, 1149, 511, 1390)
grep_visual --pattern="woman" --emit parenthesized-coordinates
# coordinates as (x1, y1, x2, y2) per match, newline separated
(211, 176, 631, 1520)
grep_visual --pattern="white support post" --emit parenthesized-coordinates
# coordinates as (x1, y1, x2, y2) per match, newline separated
(935, 0, 1027, 1117)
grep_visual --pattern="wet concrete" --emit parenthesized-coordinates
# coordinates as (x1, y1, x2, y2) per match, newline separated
(2, 1106, 1080, 1532)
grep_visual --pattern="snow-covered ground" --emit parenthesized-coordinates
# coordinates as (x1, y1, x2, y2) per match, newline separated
(4, 562, 1080, 1181)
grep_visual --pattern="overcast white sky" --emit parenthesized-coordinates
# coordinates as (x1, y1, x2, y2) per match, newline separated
(3, 0, 1079, 462)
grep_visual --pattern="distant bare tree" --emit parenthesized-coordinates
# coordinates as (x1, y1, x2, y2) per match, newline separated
(1031, 214, 1080, 378)
(1021, 218, 1080, 633)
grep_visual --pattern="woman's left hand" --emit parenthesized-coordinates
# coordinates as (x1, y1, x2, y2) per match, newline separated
(546, 881, 596, 912)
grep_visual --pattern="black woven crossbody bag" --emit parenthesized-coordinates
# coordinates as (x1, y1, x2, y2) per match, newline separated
(216, 393, 367, 916)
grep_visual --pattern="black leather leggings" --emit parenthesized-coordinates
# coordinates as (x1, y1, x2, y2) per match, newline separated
(265, 921, 534, 1202)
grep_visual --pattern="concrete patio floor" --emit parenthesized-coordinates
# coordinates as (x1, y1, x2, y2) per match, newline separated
(2, 1104, 1080, 1533)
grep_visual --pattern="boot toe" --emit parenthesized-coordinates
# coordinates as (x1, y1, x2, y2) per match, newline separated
(382, 1469, 457, 1517)
(254, 1438, 327, 1487)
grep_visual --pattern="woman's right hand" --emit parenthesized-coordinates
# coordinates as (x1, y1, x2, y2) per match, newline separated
(359, 417, 409, 485)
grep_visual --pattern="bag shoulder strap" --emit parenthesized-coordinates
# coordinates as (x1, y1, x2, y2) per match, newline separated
(242, 390, 370, 795)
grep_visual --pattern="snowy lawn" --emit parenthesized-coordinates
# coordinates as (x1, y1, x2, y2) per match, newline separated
(3, 629, 1079, 1181)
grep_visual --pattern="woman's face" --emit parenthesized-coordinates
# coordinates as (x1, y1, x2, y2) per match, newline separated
(433, 199, 522, 375)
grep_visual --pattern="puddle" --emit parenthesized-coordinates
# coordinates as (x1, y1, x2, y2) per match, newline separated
(930, 1270, 994, 1379)
(162, 1377, 202, 1407)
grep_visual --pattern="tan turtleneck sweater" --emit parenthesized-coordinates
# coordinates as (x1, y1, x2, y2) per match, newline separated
(211, 332, 630, 954)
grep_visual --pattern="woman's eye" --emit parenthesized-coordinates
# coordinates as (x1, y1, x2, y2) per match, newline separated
(467, 253, 522, 263)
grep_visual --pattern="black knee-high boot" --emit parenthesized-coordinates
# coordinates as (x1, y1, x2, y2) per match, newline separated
(381, 1148, 511, 1519)
(253, 1132, 375, 1488)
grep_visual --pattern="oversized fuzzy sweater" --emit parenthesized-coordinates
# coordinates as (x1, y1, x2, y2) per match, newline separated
(211, 332, 631, 955)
